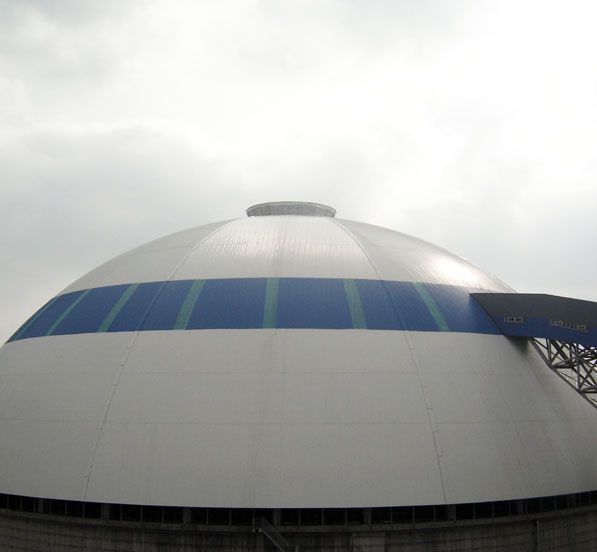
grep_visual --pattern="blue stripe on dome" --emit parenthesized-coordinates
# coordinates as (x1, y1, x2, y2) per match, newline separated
(50, 285, 129, 336)
(9, 296, 59, 341)
(11, 292, 83, 340)
(187, 278, 266, 329)
(106, 281, 162, 333)
(385, 281, 440, 331)
(277, 278, 353, 329)
(8, 278, 502, 341)
(355, 279, 401, 330)
(141, 280, 194, 331)
(424, 283, 499, 334)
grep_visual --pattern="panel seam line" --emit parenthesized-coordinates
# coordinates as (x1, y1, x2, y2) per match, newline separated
(330, 218, 449, 503)
(79, 219, 240, 500)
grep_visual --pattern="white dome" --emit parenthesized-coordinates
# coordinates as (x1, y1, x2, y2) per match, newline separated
(1, 206, 596, 508)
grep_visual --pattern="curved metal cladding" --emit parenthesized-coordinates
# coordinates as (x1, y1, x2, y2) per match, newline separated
(0, 213, 596, 510)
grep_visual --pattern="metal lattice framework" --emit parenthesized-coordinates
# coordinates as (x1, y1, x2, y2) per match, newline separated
(532, 338, 597, 409)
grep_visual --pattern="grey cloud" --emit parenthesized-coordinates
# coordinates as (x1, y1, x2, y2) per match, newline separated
(0, 125, 234, 340)
(0, 0, 140, 26)
(0, 0, 139, 85)
(0, 124, 380, 341)
(1, 0, 596, 343)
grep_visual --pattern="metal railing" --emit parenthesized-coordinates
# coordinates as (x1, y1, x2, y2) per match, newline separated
(253, 517, 297, 552)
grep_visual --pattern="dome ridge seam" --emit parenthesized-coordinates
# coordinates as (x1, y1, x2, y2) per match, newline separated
(79, 218, 239, 501)
(331, 218, 449, 503)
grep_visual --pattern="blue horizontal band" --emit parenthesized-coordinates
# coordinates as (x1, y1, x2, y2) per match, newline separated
(9, 278, 500, 342)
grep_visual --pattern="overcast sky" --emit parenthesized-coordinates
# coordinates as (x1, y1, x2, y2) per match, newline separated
(1, 0, 596, 342)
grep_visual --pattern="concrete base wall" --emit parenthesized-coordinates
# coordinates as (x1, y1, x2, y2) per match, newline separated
(0, 507, 596, 551)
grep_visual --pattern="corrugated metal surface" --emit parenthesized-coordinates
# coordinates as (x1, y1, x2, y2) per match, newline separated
(0, 213, 595, 509)
(61, 217, 512, 293)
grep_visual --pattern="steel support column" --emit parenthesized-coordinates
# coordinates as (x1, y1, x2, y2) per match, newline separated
(531, 338, 597, 409)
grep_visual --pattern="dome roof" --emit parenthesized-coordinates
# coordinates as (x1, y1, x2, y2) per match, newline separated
(0, 205, 596, 508)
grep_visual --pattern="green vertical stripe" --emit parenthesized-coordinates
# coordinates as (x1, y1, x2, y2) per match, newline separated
(174, 280, 205, 330)
(263, 278, 279, 328)
(46, 290, 90, 336)
(413, 282, 450, 331)
(12, 296, 58, 340)
(97, 284, 139, 333)
(343, 279, 367, 329)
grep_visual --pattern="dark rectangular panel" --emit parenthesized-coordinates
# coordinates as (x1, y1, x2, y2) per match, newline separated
(277, 278, 352, 329)
(187, 278, 266, 329)
(356, 279, 402, 330)
(107, 282, 162, 332)
(141, 280, 193, 331)
(52, 285, 130, 335)
(473, 293, 597, 324)
(385, 281, 438, 331)
(472, 293, 597, 347)
(13, 292, 85, 340)
(8, 299, 56, 341)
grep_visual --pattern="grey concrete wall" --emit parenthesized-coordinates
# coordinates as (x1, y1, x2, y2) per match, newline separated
(284, 512, 596, 552)
(0, 507, 596, 551)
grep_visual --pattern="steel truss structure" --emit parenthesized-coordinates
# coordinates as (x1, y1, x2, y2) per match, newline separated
(531, 338, 597, 409)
